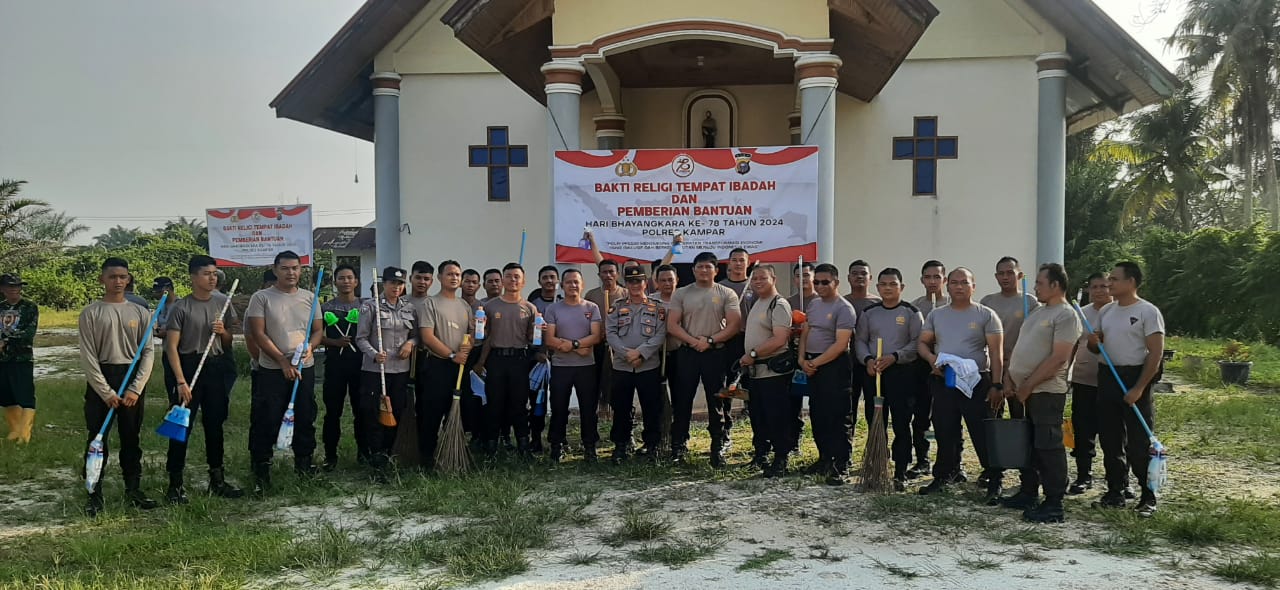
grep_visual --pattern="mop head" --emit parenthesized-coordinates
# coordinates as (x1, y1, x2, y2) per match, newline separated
(470, 371, 487, 405)
(858, 398, 892, 493)
(85, 436, 105, 493)
(1148, 440, 1169, 494)
(155, 405, 191, 442)
(276, 406, 295, 450)
(435, 396, 471, 474)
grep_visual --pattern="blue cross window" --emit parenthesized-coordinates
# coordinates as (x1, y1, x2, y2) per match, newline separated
(468, 126, 528, 201)
(892, 116, 958, 196)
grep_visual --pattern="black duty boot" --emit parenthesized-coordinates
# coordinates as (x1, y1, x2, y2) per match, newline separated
(503, 434, 516, 452)
(1122, 485, 1137, 500)
(529, 434, 544, 454)
(804, 456, 831, 475)
(1024, 496, 1065, 523)
(295, 455, 318, 478)
(549, 443, 566, 464)
(709, 438, 727, 469)
(1067, 475, 1093, 495)
(983, 480, 1005, 506)
(1091, 490, 1125, 509)
(251, 462, 273, 497)
(125, 477, 158, 510)
(1135, 492, 1158, 518)
(209, 468, 244, 499)
(750, 451, 770, 470)
(999, 490, 1039, 511)
(764, 456, 789, 478)
(516, 437, 533, 459)
(906, 460, 931, 480)
(670, 444, 688, 464)
(166, 472, 189, 505)
(611, 447, 629, 465)
(85, 490, 105, 517)
(583, 444, 598, 463)
(826, 464, 849, 487)
(919, 478, 949, 495)
(322, 455, 339, 472)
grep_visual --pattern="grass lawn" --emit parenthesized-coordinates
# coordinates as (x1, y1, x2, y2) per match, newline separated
(1, 338, 1279, 588)
(36, 307, 81, 330)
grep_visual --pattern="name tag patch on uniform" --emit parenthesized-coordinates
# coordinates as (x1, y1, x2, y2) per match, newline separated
(712, 298, 721, 305)
(968, 322, 977, 330)
(494, 312, 502, 320)
(895, 315, 905, 325)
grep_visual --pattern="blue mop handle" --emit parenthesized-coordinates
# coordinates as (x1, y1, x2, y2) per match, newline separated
(1021, 276, 1029, 319)
(286, 268, 325, 406)
(96, 293, 170, 437)
(1072, 301, 1158, 441)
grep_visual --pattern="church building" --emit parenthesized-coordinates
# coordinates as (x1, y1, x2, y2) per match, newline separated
(272, 0, 1176, 273)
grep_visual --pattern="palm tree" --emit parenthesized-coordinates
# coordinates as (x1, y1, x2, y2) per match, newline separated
(1172, 0, 1280, 229)
(22, 210, 89, 244)
(93, 225, 145, 249)
(162, 216, 208, 249)
(0, 179, 48, 238)
(1094, 87, 1224, 231)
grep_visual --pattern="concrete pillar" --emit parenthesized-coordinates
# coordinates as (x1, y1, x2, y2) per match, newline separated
(593, 114, 626, 150)
(1036, 53, 1070, 265)
(542, 61, 585, 263)
(371, 72, 402, 269)
(796, 54, 841, 262)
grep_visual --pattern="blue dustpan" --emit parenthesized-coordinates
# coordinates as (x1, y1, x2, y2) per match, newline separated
(156, 404, 191, 442)
(470, 371, 487, 405)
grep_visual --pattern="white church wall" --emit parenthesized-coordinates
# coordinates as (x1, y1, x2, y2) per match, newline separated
(398, 73, 553, 269)
(834, 56, 1039, 287)
(619, 85, 794, 149)
(910, 0, 1066, 60)
(374, 0, 495, 74)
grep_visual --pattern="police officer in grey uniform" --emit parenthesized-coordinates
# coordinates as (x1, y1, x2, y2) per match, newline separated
(607, 266, 668, 463)
(355, 267, 418, 478)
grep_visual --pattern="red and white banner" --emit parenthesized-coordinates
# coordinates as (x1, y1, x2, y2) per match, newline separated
(206, 205, 314, 267)
(553, 147, 818, 263)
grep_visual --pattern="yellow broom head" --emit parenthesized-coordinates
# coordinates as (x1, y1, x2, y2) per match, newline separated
(379, 396, 397, 428)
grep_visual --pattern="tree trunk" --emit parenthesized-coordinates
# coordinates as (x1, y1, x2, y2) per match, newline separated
(1236, 118, 1255, 227)
(1256, 89, 1279, 230)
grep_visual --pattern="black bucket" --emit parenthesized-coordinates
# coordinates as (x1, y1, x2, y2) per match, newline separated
(985, 418, 1031, 470)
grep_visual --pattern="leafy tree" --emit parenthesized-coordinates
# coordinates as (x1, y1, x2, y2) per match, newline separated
(93, 225, 147, 249)
(1173, 0, 1280, 229)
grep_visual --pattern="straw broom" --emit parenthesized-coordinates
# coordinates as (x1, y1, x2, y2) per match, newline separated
(392, 352, 421, 467)
(435, 335, 472, 474)
(859, 338, 892, 492)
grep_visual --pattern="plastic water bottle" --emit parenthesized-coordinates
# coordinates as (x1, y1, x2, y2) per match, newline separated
(85, 436, 105, 492)
(532, 313, 545, 346)
(474, 308, 486, 341)
(579, 226, 592, 250)
(671, 231, 683, 255)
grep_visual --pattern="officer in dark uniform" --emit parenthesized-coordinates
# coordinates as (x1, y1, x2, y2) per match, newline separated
(607, 266, 668, 463)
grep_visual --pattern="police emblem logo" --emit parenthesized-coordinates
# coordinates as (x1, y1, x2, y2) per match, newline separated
(711, 297, 721, 305)
(128, 320, 140, 329)
(614, 160, 638, 177)
(968, 322, 978, 330)
(1016, 311, 1023, 319)
(734, 152, 752, 175)
(827, 313, 833, 321)
(494, 312, 502, 320)
(895, 315, 906, 325)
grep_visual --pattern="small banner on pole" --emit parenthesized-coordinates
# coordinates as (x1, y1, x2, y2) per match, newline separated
(206, 205, 314, 267)
(553, 147, 818, 263)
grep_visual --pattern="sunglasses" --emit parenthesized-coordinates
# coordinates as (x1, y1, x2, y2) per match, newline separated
(813, 279, 833, 286)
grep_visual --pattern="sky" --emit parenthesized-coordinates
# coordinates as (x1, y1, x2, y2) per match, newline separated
(0, 0, 1187, 244)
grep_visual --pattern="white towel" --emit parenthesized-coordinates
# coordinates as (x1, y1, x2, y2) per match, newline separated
(935, 353, 981, 398)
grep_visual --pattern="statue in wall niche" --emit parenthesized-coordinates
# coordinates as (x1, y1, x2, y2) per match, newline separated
(702, 111, 717, 148)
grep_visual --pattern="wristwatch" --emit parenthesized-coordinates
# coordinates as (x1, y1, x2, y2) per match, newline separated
(991, 383, 1004, 391)
(706, 337, 716, 345)
(448, 352, 457, 360)
(572, 339, 580, 350)
(864, 356, 875, 365)
(749, 349, 758, 359)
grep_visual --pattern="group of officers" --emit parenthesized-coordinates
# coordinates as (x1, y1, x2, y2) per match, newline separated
(71, 245, 1166, 524)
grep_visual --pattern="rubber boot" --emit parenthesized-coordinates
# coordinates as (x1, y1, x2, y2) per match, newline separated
(85, 490, 105, 517)
(165, 472, 189, 505)
(1024, 495, 1065, 523)
(125, 476, 158, 510)
(209, 468, 244, 499)
(3, 406, 19, 441)
(17, 409, 34, 443)
(252, 462, 273, 496)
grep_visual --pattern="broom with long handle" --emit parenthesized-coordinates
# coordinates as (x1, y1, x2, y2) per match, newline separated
(276, 268, 325, 450)
(859, 338, 892, 492)
(435, 335, 473, 474)
(157, 280, 240, 441)
(1071, 301, 1167, 494)
(790, 256, 809, 395)
(392, 350, 421, 467)
(86, 294, 169, 492)
(374, 269, 396, 429)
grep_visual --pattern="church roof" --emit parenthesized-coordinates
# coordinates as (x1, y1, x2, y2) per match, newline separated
(271, 0, 1178, 139)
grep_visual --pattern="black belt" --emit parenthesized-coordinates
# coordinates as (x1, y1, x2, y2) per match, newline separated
(491, 347, 530, 358)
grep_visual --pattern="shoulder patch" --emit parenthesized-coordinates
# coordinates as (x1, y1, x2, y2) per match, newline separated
(901, 302, 920, 313)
